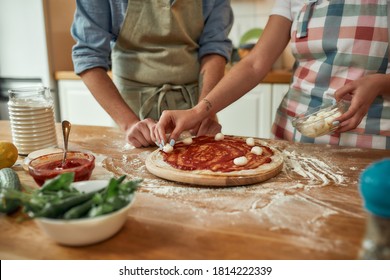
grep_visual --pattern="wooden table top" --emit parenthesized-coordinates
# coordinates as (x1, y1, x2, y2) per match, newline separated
(1, 120, 389, 260)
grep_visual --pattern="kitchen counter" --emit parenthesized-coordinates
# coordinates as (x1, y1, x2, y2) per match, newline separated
(1, 120, 388, 260)
(54, 68, 293, 84)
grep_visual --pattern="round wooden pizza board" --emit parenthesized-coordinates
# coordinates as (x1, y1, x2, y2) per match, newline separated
(145, 147, 284, 187)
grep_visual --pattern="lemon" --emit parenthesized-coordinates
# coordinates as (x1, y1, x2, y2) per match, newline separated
(0, 141, 18, 169)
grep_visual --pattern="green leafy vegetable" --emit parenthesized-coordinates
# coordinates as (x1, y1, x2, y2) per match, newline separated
(1, 173, 141, 220)
(40, 172, 75, 193)
(87, 176, 139, 218)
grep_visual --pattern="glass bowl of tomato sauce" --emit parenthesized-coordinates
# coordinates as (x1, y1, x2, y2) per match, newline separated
(28, 151, 95, 186)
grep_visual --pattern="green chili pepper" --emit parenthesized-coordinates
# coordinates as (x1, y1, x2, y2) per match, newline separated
(63, 198, 95, 219)
(1, 173, 142, 220)
(40, 172, 75, 193)
(34, 190, 98, 219)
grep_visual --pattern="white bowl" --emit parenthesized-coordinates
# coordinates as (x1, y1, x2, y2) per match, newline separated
(34, 180, 135, 246)
(22, 147, 63, 171)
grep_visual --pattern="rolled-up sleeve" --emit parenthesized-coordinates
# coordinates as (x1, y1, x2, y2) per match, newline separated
(71, 0, 116, 74)
(199, 0, 234, 62)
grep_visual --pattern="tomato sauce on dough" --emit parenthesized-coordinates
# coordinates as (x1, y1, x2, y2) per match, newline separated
(162, 135, 273, 172)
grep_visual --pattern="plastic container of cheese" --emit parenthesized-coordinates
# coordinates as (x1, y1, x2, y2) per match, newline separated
(292, 101, 347, 138)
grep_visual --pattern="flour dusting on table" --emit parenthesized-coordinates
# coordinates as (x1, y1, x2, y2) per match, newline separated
(282, 150, 346, 186)
(101, 144, 362, 253)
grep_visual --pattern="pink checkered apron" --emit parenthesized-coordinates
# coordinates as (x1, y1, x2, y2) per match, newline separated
(271, 0, 390, 149)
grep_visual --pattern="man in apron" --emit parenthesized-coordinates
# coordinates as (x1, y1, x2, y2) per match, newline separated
(71, 0, 233, 147)
(153, 0, 390, 150)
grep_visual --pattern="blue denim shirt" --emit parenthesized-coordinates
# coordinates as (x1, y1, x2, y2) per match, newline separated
(71, 0, 234, 74)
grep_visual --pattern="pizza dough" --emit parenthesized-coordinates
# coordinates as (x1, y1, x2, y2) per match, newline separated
(145, 135, 284, 186)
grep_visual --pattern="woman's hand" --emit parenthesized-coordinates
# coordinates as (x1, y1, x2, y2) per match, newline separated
(152, 108, 203, 146)
(334, 74, 387, 132)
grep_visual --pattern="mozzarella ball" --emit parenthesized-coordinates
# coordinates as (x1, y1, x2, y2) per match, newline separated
(162, 144, 174, 153)
(251, 146, 263, 155)
(300, 106, 343, 138)
(306, 115, 318, 123)
(214, 133, 224, 141)
(182, 137, 193, 145)
(332, 111, 342, 119)
(315, 122, 330, 135)
(325, 111, 341, 126)
(246, 137, 255, 146)
(233, 156, 248, 166)
(300, 124, 317, 138)
(324, 115, 334, 126)
(179, 130, 192, 140)
(316, 111, 328, 117)
(311, 119, 325, 132)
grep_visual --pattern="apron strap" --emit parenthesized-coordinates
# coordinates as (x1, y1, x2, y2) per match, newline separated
(296, 0, 318, 38)
(139, 84, 195, 120)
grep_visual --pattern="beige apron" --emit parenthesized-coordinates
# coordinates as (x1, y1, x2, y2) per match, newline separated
(112, 0, 203, 120)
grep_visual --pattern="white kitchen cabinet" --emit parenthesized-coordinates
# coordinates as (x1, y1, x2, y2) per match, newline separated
(217, 83, 289, 139)
(271, 84, 289, 123)
(58, 80, 115, 127)
(58, 79, 289, 136)
(217, 84, 271, 138)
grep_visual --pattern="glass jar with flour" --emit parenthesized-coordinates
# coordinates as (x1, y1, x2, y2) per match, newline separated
(8, 87, 58, 155)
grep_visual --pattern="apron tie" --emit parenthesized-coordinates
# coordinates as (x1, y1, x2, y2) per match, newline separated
(296, 0, 318, 38)
(139, 84, 196, 120)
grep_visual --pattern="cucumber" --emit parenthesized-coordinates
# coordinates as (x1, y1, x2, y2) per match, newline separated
(0, 168, 22, 214)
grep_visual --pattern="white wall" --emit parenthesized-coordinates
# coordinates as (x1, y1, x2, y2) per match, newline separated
(230, 0, 275, 47)
(0, 0, 52, 86)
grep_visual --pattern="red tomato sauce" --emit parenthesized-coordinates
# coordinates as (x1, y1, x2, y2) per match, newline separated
(29, 157, 95, 186)
(42, 159, 84, 170)
(162, 135, 273, 172)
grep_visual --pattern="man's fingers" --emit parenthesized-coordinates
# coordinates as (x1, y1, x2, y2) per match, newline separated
(127, 136, 143, 148)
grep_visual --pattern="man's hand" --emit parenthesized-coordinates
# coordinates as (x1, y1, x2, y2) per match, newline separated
(125, 118, 157, 148)
(190, 117, 222, 136)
